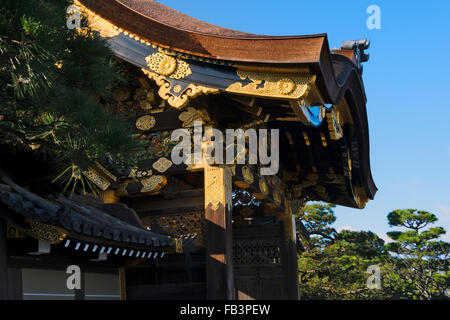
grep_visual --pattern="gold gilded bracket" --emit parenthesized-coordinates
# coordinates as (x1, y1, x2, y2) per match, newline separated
(175, 238, 183, 254)
(141, 69, 219, 109)
(204, 165, 232, 211)
(326, 109, 344, 140)
(145, 52, 192, 80)
(24, 220, 68, 245)
(226, 70, 316, 100)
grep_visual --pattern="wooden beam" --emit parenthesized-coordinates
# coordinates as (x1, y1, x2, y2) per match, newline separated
(119, 267, 126, 300)
(131, 189, 204, 217)
(204, 165, 234, 300)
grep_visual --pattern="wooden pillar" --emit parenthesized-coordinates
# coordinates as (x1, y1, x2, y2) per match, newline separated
(0, 219, 23, 300)
(7, 268, 23, 300)
(119, 267, 126, 300)
(204, 165, 234, 300)
(278, 200, 300, 300)
(0, 218, 8, 300)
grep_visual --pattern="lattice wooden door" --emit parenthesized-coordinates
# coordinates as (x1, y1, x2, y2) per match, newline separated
(233, 223, 289, 300)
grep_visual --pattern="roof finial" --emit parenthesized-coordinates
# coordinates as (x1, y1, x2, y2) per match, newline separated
(340, 38, 370, 72)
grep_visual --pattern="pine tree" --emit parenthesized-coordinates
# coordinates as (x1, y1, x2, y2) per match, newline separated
(296, 202, 388, 299)
(383, 209, 450, 299)
(0, 0, 141, 176)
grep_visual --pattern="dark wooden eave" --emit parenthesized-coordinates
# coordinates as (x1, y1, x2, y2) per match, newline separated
(0, 177, 174, 251)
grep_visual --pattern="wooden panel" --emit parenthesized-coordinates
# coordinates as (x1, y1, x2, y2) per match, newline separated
(261, 278, 284, 300)
(233, 223, 291, 300)
(127, 282, 206, 300)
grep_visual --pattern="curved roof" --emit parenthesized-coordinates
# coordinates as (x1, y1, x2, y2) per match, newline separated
(79, 0, 377, 204)
(330, 55, 377, 200)
(81, 0, 327, 63)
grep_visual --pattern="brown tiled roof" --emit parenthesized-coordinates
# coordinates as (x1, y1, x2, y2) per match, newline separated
(118, 0, 259, 37)
(81, 0, 327, 63)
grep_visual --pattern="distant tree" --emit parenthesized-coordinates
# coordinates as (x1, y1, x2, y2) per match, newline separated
(295, 204, 449, 300)
(296, 202, 388, 299)
(295, 202, 337, 243)
(0, 0, 140, 183)
(383, 209, 450, 299)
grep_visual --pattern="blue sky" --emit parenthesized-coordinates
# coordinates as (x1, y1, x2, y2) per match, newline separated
(158, 0, 450, 241)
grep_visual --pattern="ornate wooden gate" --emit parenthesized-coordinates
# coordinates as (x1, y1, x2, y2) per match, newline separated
(233, 223, 292, 300)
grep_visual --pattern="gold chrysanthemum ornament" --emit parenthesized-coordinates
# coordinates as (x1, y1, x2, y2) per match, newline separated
(158, 55, 177, 76)
(276, 78, 295, 95)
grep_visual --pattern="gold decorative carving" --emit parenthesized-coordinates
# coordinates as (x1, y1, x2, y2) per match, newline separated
(302, 131, 311, 146)
(178, 107, 203, 127)
(273, 190, 282, 205)
(74, 0, 120, 38)
(234, 180, 250, 189)
(6, 224, 26, 239)
(159, 55, 177, 76)
(25, 220, 67, 244)
(83, 167, 110, 191)
(135, 115, 156, 131)
(134, 87, 155, 110)
(140, 175, 167, 193)
(145, 212, 204, 246)
(145, 52, 191, 79)
(204, 165, 232, 211)
(277, 78, 296, 95)
(320, 132, 328, 147)
(252, 192, 266, 200)
(152, 157, 173, 173)
(259, 178, 269, 196)
(93, 161, 117, 182)
(175, 238, 183, 253)
(242, 166, 254, 184)
(326, 109, 344, 140)
(129, 168, 152, 179)
(354, 186, 368, 209)
(141, 69, 219, 109)
(226, 71, 316, 99)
